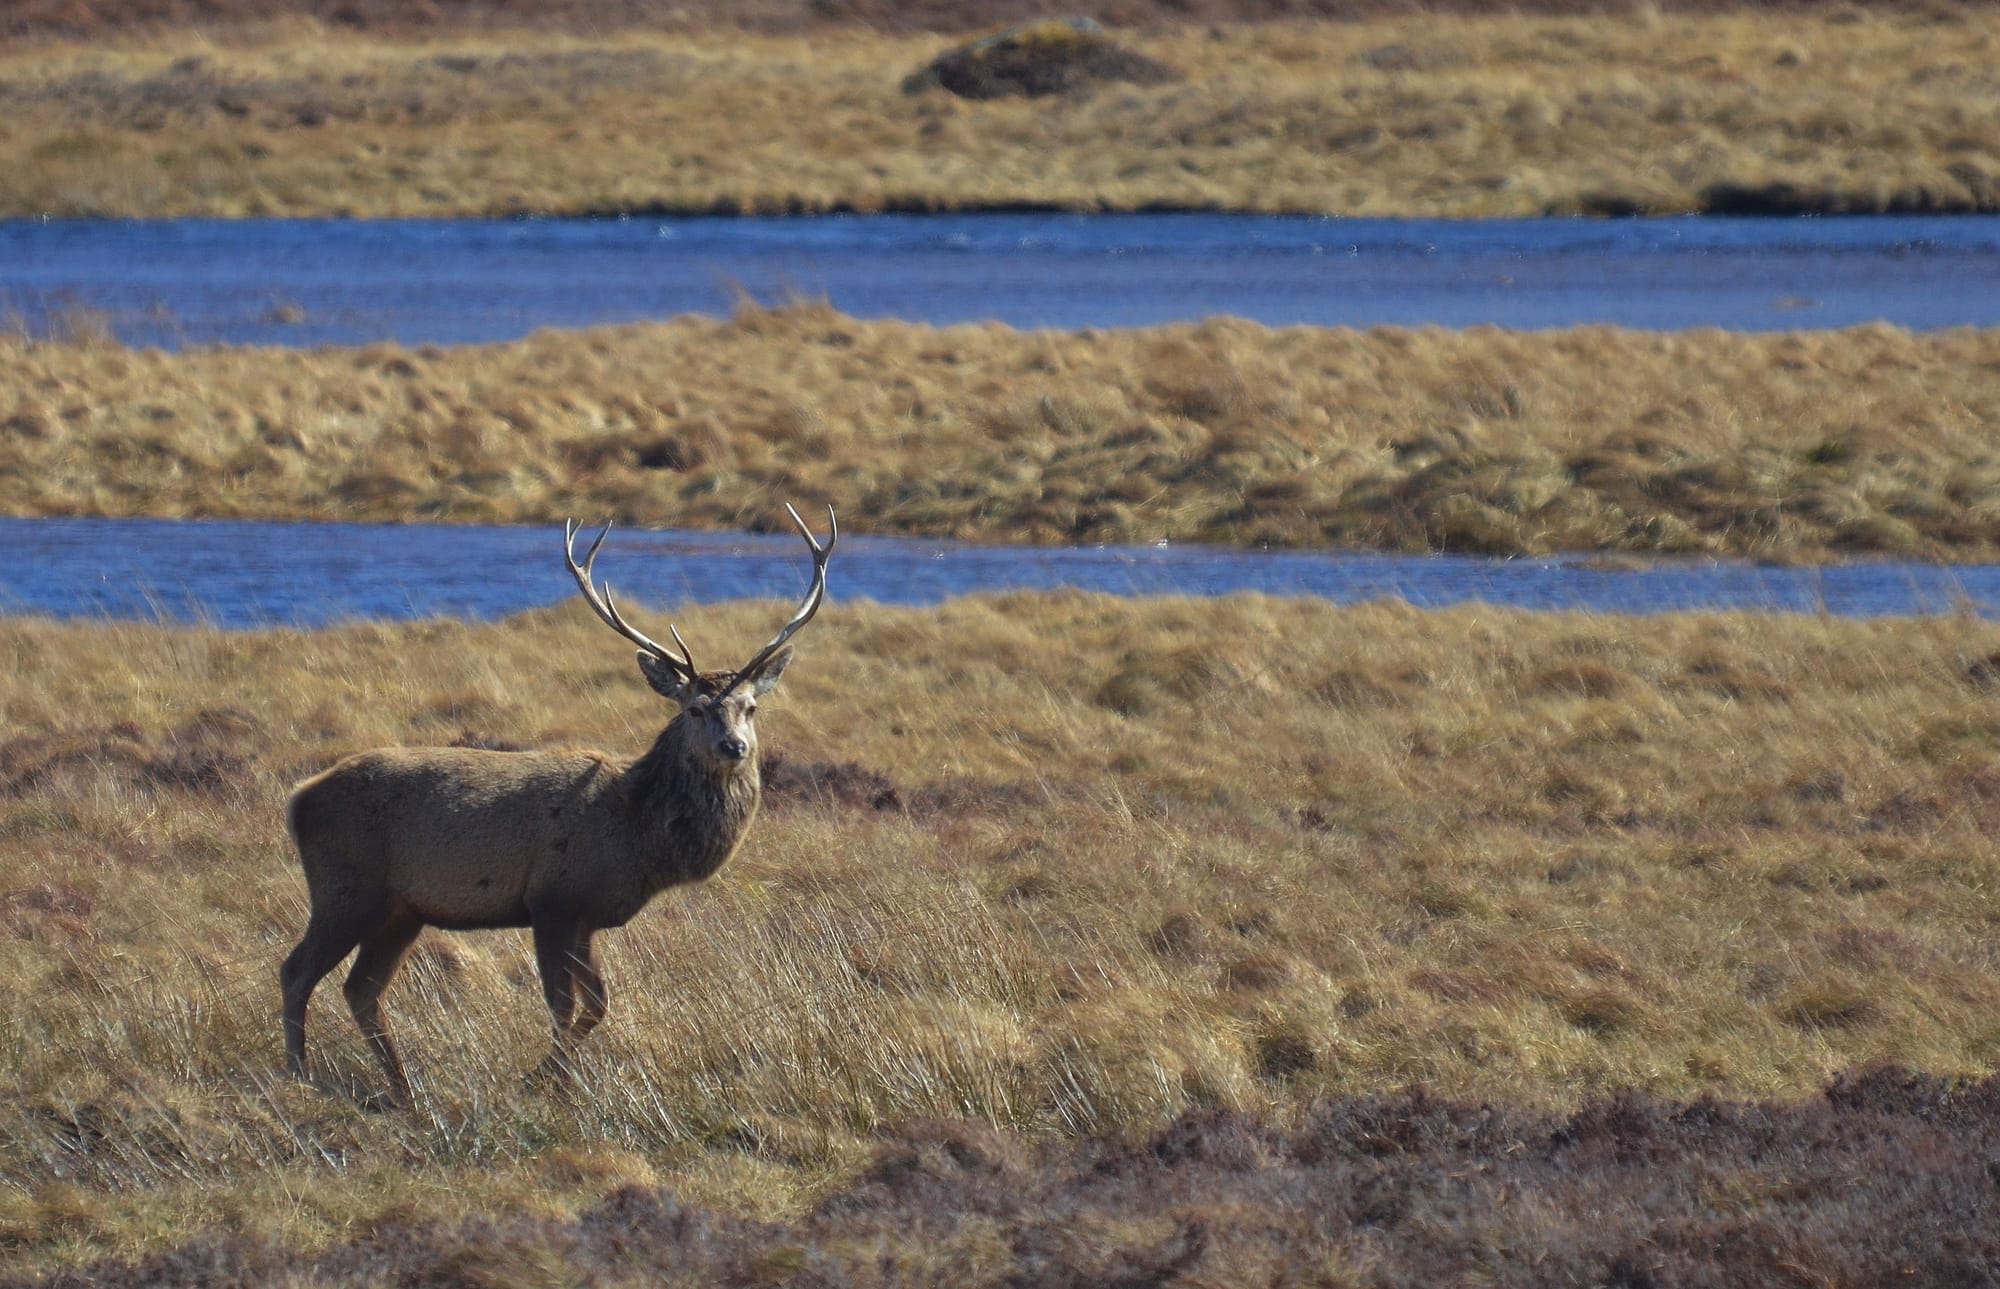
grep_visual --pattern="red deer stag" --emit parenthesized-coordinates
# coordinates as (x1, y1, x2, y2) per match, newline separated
(281, 506, 836, 1104)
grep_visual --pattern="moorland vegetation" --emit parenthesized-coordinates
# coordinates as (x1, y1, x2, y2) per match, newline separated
(6, 305, 2000, 561)
(7, 1, 2000, 1281)
(1, 595, 1999, 1280)
(0, 4, 1995, 218)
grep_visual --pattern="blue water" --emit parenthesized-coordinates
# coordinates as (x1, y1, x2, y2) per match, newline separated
(4, 214, 2000, 348)
(0, 517, 1990, 628)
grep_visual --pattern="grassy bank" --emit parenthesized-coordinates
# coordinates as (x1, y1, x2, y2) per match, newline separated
(1, 8, 1995, 218)
(1, 594, 1998, 1276)
(7, 306, 2000, 560)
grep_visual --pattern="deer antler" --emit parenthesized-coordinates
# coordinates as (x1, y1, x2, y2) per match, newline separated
(563, 519, 698, 680)
(719, 503, 838, 698)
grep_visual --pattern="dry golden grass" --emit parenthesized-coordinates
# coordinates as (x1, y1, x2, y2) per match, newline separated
(2, 592, 1999, 1272)
(7, 305, 2000, 560)
(0, 10, 1995, 218)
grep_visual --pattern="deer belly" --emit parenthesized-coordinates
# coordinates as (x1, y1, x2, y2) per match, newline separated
(387, 835, 539, 930)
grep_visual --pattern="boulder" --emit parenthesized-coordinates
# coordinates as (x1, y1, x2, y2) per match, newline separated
(905, 16, 1180, 100)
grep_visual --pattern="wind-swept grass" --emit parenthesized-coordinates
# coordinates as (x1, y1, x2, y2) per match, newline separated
(1, 593, 1998, 1277)
(7, 306, 2000, 561)
(0, 9, 1995, 218)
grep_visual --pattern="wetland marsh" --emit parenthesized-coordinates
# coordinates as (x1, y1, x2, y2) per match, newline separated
(7, 254, 2000, 1287)
(5, 0, 2000, 1281)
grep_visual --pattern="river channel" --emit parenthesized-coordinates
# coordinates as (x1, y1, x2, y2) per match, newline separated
(6, 214, 1998, 621)
(6, 213, 2000, 348)
(1, 517, 1993, 628)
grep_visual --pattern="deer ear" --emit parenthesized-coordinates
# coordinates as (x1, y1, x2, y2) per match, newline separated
(745, 644, 794, 697)
(637, 651, 693, 701)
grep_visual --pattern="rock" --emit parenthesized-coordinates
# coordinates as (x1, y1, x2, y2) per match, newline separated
(904, 17, 1180, 101)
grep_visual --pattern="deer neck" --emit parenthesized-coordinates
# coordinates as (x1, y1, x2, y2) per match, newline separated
(623, 719, 762, 887)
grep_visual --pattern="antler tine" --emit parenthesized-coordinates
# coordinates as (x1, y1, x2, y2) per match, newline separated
(719, 504, 838, 697)
(563, 519, 698, 677)
(786, 501, 838, 556)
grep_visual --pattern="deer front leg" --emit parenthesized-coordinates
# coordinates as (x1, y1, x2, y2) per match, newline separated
(530, 914, 593, 1083)
(570, 935, 609, 1041)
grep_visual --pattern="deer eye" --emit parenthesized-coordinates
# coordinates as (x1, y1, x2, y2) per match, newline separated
(743, 702, 758, 718)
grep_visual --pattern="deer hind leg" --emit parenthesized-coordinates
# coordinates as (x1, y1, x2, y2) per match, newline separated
(280, 907, 375, 1081)
(342, 913, 424, 1105)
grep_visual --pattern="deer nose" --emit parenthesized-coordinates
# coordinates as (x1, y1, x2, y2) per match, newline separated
(718, 736, 748, 761)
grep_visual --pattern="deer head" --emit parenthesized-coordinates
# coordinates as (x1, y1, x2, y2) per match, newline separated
(563, 505, 837, 769)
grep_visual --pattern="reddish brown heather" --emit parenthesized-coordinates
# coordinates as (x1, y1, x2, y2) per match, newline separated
(9, 0, 1981, 44)
(12, 1067, 2000, 1288)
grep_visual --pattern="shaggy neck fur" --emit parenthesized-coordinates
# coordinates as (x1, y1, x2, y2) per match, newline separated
(623, 715, 762, 888)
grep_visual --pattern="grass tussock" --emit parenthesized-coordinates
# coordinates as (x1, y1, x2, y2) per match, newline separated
(1, 10, 1997, 217)
(8, 309, 2000, 561)
(1, 594, 2000, 1275)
